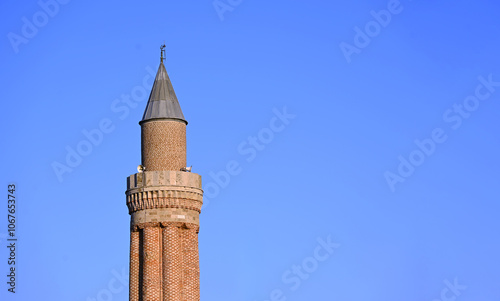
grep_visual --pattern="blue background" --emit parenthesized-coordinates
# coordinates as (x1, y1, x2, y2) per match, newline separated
(1, 0, 500, 300)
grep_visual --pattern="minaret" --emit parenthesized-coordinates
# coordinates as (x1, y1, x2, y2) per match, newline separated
(126, 46, 203, 301)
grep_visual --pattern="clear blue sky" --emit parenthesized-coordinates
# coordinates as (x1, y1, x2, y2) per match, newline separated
(1, 0, 500, 300)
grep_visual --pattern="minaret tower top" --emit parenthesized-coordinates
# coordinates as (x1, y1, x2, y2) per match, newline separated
(140, 45, 188, 171)
(140, 45, 187, 125)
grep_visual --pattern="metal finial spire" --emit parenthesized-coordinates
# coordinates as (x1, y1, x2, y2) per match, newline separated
(141, 45, 187, 124)
(160, 44, 166, 63)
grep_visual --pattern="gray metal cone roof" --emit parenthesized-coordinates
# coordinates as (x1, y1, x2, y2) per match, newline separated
(141, 61, 187, 124)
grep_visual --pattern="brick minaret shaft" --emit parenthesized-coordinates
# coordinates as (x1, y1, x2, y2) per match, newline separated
(126, 48, 203, 301)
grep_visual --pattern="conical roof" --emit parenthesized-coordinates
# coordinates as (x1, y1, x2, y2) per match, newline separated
(141, 61, 187, 124)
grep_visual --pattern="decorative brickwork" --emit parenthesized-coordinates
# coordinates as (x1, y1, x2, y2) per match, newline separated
(127, 222, 200, 300)
(162, 225, 181, 301)
(143, 226, 161, 301)
(130, 231, 140, 301)
(182, 227, 200, 301)
(141, 120, 186, 171)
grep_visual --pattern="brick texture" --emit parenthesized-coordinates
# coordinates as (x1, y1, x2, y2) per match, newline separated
(129, 231, 140, 301)
(182, 226, 200, 301)
(162, 225, 181, 301)
(143, 226, 161, 301)
(141, 120, 186, 171)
